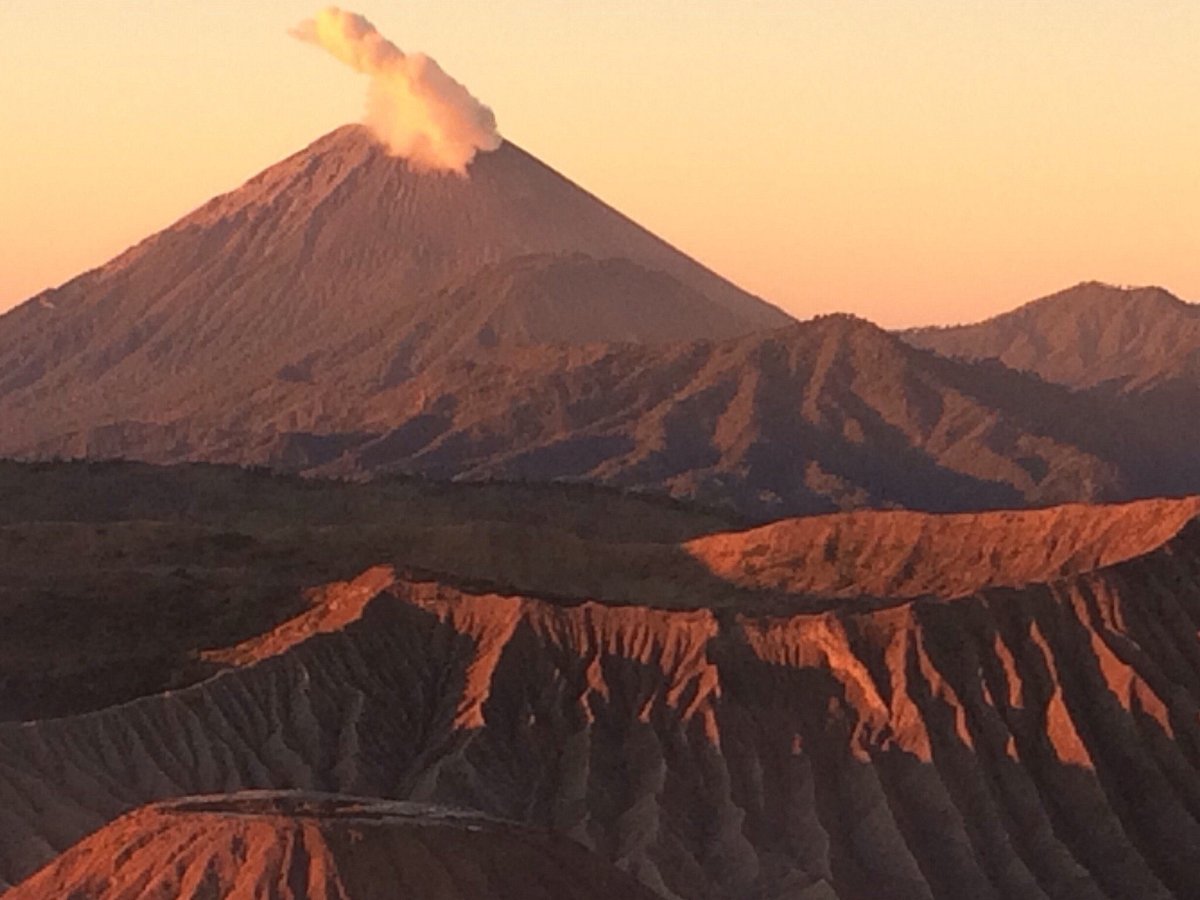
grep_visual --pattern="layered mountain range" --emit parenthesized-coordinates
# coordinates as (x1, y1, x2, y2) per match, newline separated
(0, 125, 781, 424)
(1, 126, 1196, 517)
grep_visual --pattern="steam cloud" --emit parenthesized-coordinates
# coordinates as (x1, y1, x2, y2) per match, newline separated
(291, 7, 501, 174)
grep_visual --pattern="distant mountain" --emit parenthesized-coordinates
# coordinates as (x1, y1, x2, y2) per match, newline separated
(10, 119, 1200, 900)
(4, 313, 1157, 519)
(2, 128, 1191, 515)
(0, 124, 788, 420)
(903, 282, 1200, 392)
(301, 314, 1143, 516)
(902, 282, 1200, 497)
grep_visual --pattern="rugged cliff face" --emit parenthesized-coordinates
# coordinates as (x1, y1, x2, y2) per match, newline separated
(3, 495, 1200, 899)
(6, 792, 661, 900)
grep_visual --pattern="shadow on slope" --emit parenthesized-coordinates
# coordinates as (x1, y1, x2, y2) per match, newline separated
(3, 550, 1200, 899)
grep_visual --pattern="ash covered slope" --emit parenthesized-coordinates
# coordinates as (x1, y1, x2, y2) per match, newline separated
(0, 124, 788, 447)
(4, 499, 1200, 898)
(7, 792, 660, 900)
(903, 282, 1200, 392)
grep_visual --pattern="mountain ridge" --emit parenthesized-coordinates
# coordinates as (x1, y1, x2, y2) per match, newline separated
(903, 281, 1200, 392)
(4, 313, 1155, 518)
(4, 129, 1197, 517)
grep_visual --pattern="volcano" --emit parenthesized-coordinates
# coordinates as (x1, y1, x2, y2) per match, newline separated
(1, 130, 1192, 516)
(0, 125, 787, 424)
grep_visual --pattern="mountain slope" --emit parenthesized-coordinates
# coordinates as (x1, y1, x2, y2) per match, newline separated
(0, 124, 788, 419)
(0, 461, 737, 720)
(684, 498, 1200, 600)
(902, 283, 1200, 496)
(12, 461, 1193, 724)
(3, 315, 1151, 518)
(3, 495, 1200, 898)
(7, 793, 660, 900)
(3, 130, 1192, 516)
(903, 282, 1200, 392)
(1, 130, 1183, 516)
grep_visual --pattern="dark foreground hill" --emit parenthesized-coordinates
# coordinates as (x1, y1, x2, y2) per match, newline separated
(0, 460, 734, 720)
(3, 463, 1200, 898)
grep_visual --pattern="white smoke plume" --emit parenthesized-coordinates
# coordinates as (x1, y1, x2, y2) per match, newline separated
(290, 7, 501, 174)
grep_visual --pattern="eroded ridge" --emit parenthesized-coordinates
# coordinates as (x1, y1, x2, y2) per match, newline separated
(687, 496, 1200, 600)
(7, 790, 659, 900)
(2, 501, 1200, 898)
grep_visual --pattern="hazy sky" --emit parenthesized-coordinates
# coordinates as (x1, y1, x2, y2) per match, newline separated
(1, 2, 1196, 327)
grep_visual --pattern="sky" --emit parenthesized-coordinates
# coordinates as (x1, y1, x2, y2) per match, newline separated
(1, 1, 1197, 328)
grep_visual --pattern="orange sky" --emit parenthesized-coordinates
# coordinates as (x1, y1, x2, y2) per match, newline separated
(1, 2, 1196, 327)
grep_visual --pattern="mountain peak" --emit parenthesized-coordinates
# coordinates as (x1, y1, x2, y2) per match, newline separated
(771, 312, 912, 360)
(903, 281, 1199, 390)
(0, 125, 790, 422)
(1019, 281, 1191, 318)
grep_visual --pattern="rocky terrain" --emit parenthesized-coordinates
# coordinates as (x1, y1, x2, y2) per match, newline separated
(6, 791, 659, 899)
(0, 461, 734, 720)
(4, 121, 1200, 900)
(2, 463, 1200, 898)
